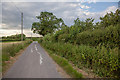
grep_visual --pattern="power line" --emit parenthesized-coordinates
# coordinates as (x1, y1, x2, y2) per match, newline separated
(10, 0, 22, 13)
(9, 0, 24, 41)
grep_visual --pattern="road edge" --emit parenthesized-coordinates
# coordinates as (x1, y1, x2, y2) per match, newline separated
(2, 42, 32, 77)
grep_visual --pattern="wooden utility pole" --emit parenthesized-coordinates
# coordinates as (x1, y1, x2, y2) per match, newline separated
(31, 33, 32, 40)
(21, 12, 23, 41)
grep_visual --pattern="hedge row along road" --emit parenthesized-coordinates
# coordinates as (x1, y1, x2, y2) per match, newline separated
(3, 41, 62, 78)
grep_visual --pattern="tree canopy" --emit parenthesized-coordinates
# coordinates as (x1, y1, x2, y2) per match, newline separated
(31, 11, 65, 36)
(99, 9, 120, 28)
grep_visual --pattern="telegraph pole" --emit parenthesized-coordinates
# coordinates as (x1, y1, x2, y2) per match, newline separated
(31, 33, 32, 40)
(21, 12, 23, 41)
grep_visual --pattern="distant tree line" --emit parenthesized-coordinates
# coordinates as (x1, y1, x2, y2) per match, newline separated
(2, 34, 26, 41)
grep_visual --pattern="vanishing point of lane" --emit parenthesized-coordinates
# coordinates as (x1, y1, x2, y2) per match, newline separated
(4, 41, 63, 78)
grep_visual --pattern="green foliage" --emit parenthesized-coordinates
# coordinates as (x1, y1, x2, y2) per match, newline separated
(99, 9, 120, 28)
(50, 24, 119, 48)
(2, 34, 26, 42)
(37, 9, 119, 78)
(2, 41, 32, 63)
(31, 11, 65, 36)
(74, 18, 94, 32)
(31, 37, 42, 41)
(46, 49, 82, 78)
(76, 24, 119, 48)
(41, 41, 119, 77)
(47, 9, 120, 46)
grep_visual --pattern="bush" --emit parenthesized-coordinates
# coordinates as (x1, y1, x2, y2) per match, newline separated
(76, 24, 119, 48)
(41, 41, 119, 77)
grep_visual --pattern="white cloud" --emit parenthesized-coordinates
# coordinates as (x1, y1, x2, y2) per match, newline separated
(0, 23, 8, 29)
(2, 0, 119, 2)
(83, 11, 90, 15)
(51, 7, 59, 11)
(89, 6, 117, 22)
(0, 29, 21, 37)
(70, 4, 77, 7)
(93, 6, 117, 18)
(71, 3, 90, 9)
(0, 28, 41, 37)
(1, 2, 118, 37)
(101, 6, 117, 16)
(81, 5, 90, 9)
(67, 5, 118, 24)
(75, 0, 97, 3)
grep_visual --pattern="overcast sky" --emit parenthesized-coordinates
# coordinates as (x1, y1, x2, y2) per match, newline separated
(0, 0, 119, 37)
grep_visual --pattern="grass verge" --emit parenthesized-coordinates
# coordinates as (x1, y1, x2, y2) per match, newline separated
(41, 46, 83, 78)
(2, 40, 32, 72)
(40, 41, 119, 77)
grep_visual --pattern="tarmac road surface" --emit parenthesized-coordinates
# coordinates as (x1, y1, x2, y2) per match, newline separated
(3, 41, 63, 78)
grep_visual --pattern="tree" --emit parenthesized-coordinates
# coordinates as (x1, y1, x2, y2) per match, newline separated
(100, 9, 120, 28)
(85, 18, 94, 30)
(73, 18, 85, 32)
(31, 11, 65, 36)
(73, 18, 94, 32)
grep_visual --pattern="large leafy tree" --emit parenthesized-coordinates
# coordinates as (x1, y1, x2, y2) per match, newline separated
(31, 11, 65, 36)
(99, 9, 120, 28)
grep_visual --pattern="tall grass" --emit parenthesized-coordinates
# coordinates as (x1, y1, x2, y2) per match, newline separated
(46, 49, 82, 78)
(2, 40, 32, 65)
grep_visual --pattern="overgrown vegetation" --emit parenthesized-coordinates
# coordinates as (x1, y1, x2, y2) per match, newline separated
(34, 9, 119, 77)
(43, 48, 82, 78)
(2, 40, 32, 66)
(40, 41, 118, 77)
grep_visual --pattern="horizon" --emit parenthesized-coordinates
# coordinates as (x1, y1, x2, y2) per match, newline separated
(0, 1, 119, 37)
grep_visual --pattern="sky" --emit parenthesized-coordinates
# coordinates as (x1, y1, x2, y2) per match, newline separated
(0, 0, 119, 37)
